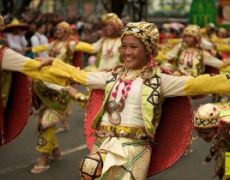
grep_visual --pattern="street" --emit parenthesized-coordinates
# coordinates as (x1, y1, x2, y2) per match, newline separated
(0, 95, 218, 180)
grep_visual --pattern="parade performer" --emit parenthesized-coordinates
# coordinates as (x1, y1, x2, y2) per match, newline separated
(0, 16, 31, 146)
(39, 21, 230, 179)
(0, 15, 68, 146)
(194, 103, 220, 144)
(32, 21, 80, 132)
(217, 103, 230, 180)
(156, 24, 229, 77)
(30, 81, 68, 173)
(4, 17, 230, 178)
(30, 21, 74, 168)
(194, 103, 230, 179)
(211, 27, 230, 60)
(32, 13, 123, 71)
(31, 21, 49, 58)
(4, 18, 28, 55)
(56, 13, 123, 109)
(89, 13, 123, 70)
(32, 21, 81, 66)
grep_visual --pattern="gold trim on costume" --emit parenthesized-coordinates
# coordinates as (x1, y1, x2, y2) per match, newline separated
(96, 125, 148, 139)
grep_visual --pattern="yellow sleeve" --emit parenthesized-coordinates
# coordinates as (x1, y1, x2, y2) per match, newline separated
(184, 74, 230, 95)
(32, 45, 49, 53)
(154, 51, 168, 63)
(23, 60, 71, 86)
(166, 38, 181, 46)
(1, 47, 70, 86)
(48, 59, 89, 85)
(216, 43, 230, 53)
(211, 37, 225, 44)
(221, 65, 230, 72)
(75, 41, 94, 54)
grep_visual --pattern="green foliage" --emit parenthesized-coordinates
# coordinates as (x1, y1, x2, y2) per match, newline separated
(189, 0, 216, 27)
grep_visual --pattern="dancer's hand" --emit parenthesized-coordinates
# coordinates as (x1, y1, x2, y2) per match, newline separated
(37, 57, 54, 69)
(223, 58, 230, 67)
(66, 85, 87, 102)
(66, 85, 79, 98)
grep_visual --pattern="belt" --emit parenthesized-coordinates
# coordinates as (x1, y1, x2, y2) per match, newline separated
(95, 125, 148, 140)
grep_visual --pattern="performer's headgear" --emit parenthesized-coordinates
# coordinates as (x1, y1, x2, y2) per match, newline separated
(182, 24, 201, 42)
(218, 27, 227, 34)
(194, 103, 220, 128)
(56, 21, 71, 32)
(121, 21, 159, 57)
(101, 13, 123, 28)
(4, 18, 28, 32)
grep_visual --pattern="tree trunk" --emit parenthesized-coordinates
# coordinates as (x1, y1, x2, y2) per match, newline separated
(13, 0, 32, 17)
(111, 0, 127, 17)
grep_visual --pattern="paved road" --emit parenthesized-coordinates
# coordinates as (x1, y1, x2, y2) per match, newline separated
(0, 95, 218, 180)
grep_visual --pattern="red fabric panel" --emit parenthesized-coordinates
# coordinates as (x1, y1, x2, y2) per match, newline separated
(1, 73, 32, 146)
(85, 89, 193, 176)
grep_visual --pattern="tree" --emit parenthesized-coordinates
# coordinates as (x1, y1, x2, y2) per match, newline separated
(101, 0, 148, 21)
(0, 0, 35, 17)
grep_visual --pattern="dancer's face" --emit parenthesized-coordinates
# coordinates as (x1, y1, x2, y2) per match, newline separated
(196, 127, 218, 143)
(120, 35, 148, 69)
(183, 35, 197, 47)
(55, 27, 66, 39)
(104, 24, 115, 37)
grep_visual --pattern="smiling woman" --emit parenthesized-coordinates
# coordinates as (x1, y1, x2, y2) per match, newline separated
(3, 16, 230, 179)
(33, 21, 230, 179)
(119, 35, 148, 69)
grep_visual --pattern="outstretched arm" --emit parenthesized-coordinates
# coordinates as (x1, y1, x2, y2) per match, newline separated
(161, 73, 230, 97)
(203, 51, 230, 69)
(1, 46, 69, 86)
(47, 59, 110, 89)
(74, 38, 104, 54)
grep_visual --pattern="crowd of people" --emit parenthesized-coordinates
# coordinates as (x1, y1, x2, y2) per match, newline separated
(1, 3, 230, 179)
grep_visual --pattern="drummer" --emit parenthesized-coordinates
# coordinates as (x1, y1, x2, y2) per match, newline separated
(216, 102, 230, 179)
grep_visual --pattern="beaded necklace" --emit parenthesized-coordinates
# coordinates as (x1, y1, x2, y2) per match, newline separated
(106, 69, 142, 125)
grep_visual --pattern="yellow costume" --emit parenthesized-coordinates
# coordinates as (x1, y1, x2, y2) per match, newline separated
(156, 25, 227, 77)
(36, 22, 230, 179)
(37, 126, 58, 153)
(3, 19, 230, 179)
